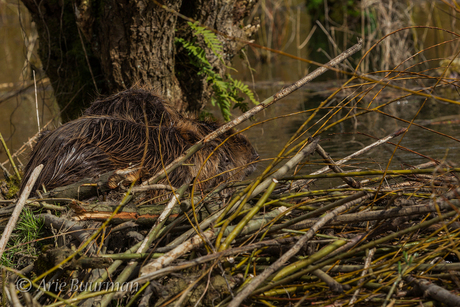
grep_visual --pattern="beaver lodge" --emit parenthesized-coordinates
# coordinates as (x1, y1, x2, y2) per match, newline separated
(1, 45, 460, 306)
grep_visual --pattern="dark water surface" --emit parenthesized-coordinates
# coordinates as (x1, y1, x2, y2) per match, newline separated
(222, 83, 460, 186)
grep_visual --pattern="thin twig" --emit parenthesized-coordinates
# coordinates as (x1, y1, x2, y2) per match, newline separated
(0, 161, 11, 178)
(290, 199, 460, 228)
(349, 247, 376, 306)
(315, 144, 360, 188)
(216, 138, 319, 249)
(228, 191, 366, 307)
(33, 70, 40, 132)
(0, 132, 22, 180)
(289, 128, 406, 190)
(139, 209, 284, 278)
(142, 39, 363, 186)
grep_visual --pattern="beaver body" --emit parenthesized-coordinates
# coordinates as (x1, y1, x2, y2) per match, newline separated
(21, 89, 258, 194)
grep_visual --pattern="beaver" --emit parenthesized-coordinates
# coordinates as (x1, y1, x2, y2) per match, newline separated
(21, 89, 258, 195)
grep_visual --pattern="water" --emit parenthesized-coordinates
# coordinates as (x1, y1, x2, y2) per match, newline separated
(0, 2, 58, 173)
(227, 83, 460, 185)
(1, 1, 460, 181)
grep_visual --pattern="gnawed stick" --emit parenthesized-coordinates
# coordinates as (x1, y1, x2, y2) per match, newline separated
(131, 236, 299, 285)
(227, 191, 365, 307)
(349, 247, 376, 306)
(142, 39, 363, 186)
(315, 144, 360, 188)
(97, 183, 189, 307)
(0, 164, 43, 258)
(290, 199, 460, 228)
(139, 208, 285, 277)
(289, 128, 406, 190)
(405, 275, 460, 306)
(169, 138, 318, 248)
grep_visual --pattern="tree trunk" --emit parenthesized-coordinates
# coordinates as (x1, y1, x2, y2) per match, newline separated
(20, 0, 257, 121)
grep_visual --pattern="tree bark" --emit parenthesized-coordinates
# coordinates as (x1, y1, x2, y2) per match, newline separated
(20, 0, 257, 121)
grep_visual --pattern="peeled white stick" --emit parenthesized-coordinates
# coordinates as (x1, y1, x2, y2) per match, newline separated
(0, 164, 43, 258)
(33, 70, 40, 132)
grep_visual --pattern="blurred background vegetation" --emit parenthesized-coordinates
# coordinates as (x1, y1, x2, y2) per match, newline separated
(1, 0, 460, 178)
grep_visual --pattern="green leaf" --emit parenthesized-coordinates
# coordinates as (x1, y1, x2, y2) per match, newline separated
(176, 22, 259, 121)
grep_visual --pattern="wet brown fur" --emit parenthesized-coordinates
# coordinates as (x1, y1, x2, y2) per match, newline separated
(21, 89, 258, 195)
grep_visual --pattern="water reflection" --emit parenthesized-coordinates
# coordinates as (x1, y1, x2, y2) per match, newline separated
(0, 2, 58, 172)
(233, 84, 460, 181)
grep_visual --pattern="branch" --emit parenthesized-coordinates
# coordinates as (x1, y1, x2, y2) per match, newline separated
(142, 39, 363, 186)
(0, 164, 43, 258)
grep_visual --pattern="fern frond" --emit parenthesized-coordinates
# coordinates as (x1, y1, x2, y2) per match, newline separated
(176, 37, 211, 68)
(231, 78, 259, 105)
(188, 22, 224, 63)
(176, 22, 259, 121)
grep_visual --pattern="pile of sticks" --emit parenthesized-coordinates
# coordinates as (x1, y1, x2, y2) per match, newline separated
(1, 40, 460, 307)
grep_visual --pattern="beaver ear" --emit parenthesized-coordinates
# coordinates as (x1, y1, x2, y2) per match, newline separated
(178, 128, 200, 144)
(176, 122, 202, 144)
